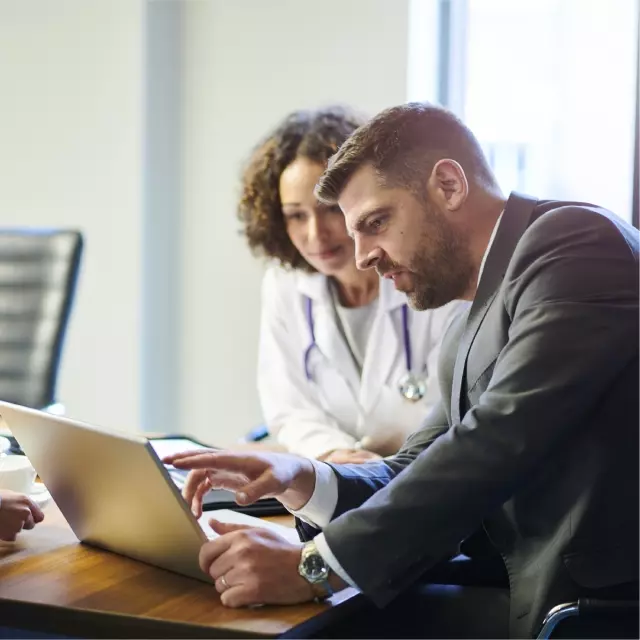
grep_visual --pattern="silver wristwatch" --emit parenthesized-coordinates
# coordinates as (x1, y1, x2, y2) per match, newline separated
(298, 540, 334, 600)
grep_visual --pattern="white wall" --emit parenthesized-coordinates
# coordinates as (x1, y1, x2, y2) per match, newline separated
(179, 0, 410, 445)
(0, 0, 144, 431)
(0, 0, 412, 442)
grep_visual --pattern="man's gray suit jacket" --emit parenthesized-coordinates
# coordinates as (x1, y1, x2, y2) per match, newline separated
(297, 192, 639, 638)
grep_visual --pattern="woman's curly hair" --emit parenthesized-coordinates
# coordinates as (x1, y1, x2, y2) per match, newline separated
(238, 106, 366, 272)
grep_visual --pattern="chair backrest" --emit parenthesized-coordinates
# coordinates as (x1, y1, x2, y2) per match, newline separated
(0, 229, 83, 409)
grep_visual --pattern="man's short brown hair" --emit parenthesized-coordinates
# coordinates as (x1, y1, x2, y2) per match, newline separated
(314, 102, 497, 205)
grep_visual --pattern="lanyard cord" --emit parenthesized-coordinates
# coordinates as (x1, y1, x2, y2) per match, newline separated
(328, 282, 365, 376)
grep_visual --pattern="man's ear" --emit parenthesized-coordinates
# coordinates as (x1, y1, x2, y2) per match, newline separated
(427, 159, 468, 211)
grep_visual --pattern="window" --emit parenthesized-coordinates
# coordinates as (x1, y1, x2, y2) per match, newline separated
(409, 0, 639, 222)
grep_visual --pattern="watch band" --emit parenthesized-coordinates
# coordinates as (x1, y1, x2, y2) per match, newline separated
(310, 578, 334, 600)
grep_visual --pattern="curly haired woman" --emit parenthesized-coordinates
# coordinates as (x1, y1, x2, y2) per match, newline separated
(239, 106, 462, 463)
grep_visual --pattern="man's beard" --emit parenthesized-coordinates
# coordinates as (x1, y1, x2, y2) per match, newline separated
(379, 204, 473, 310)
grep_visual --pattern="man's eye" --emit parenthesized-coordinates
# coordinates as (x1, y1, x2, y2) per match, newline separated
(369, 216, 385, 231)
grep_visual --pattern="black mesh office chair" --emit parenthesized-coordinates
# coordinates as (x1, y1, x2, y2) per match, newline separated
(0, 229, 83, 449)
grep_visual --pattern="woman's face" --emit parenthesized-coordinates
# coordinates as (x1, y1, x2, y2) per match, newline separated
(279, 157, 355, 276)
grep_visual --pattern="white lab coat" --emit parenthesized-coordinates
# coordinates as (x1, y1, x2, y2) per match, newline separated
(257, 266, 464, 459)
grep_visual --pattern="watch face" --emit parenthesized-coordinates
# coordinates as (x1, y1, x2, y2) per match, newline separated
(303, 553, 329, 582)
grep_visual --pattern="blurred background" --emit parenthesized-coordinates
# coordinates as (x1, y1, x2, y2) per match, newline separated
(0, 0, 637, 445)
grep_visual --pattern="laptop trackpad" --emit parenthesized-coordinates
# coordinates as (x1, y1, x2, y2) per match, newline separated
(197, 509, 300, 544)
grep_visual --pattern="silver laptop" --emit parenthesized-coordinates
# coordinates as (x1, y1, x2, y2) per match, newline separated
(0, 401, 216, 583)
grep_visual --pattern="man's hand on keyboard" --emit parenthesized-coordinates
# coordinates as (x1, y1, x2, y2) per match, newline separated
(162, 450, 317, 517)
(199, 519, 313, 607)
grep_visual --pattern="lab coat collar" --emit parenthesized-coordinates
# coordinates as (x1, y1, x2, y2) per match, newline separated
(379, 276, 407, 312)
(294, 271, 330, 303)
(294, 270, 407, 312)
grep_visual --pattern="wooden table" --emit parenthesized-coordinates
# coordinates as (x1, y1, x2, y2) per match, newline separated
(0, 500, 361, 638)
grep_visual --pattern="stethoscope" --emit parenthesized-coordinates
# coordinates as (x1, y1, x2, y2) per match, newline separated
(302, 297, 427, 402)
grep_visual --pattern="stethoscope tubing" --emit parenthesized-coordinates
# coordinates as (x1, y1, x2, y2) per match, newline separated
(303, 296, 416, 382)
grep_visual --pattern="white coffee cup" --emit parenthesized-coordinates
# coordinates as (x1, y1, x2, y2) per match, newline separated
(0, 455, 36, 494)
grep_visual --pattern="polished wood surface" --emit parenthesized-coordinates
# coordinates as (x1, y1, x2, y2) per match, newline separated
(0, 498, 360, 638)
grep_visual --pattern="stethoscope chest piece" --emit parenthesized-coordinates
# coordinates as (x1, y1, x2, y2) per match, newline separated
(398, 372, 427, 402)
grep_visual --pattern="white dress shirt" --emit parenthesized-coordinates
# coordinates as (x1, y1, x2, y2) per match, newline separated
(289, 211, 506, 589)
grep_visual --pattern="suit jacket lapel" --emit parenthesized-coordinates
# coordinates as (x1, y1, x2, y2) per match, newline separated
(450, 192, 539, 424)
